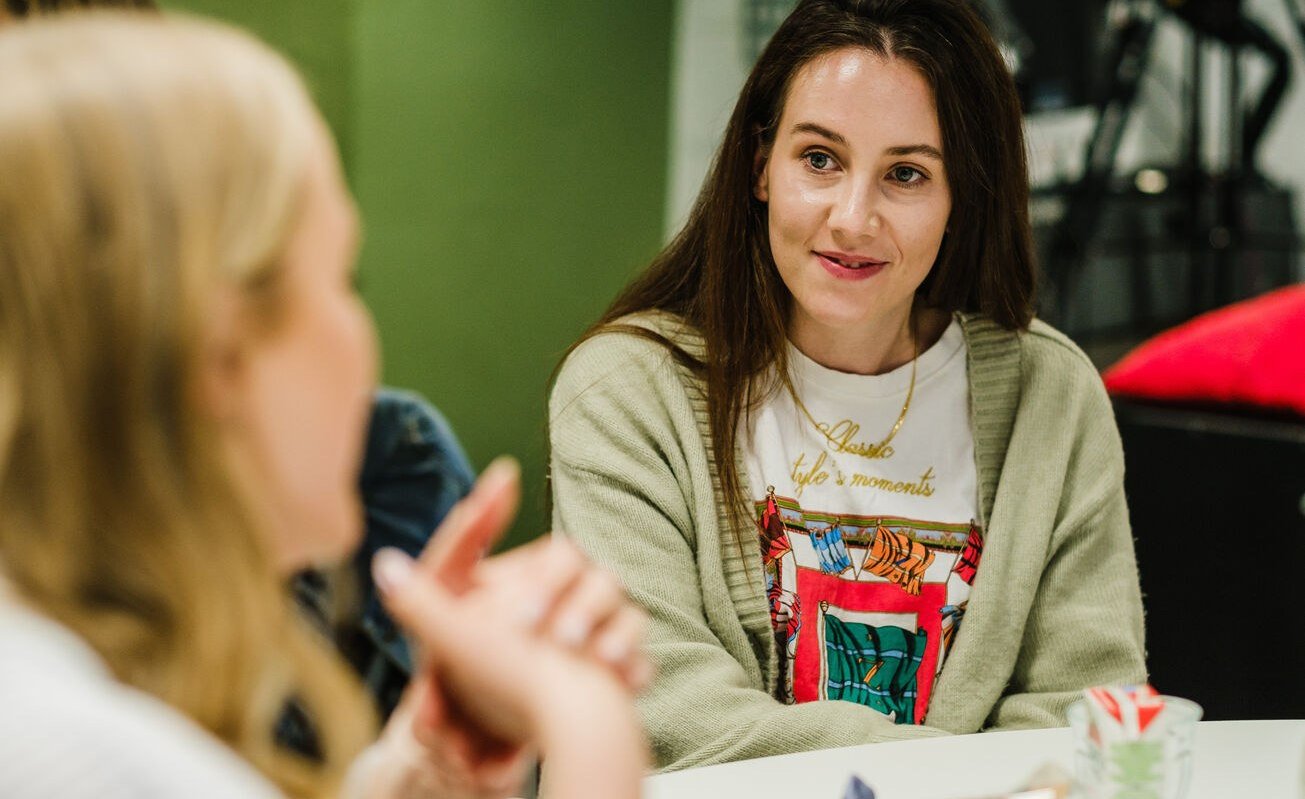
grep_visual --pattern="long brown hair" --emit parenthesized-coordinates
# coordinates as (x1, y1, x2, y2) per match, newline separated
(0, 14, 371, 797)
(563, 0, 1035, 550)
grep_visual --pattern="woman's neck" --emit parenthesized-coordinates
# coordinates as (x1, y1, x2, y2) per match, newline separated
(788, 305, 950, 376)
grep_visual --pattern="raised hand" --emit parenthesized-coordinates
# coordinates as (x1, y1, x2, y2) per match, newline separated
(354, 457, 648, 799)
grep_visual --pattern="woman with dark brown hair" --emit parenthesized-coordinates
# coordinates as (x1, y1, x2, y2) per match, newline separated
(550, 0, 1145, 771)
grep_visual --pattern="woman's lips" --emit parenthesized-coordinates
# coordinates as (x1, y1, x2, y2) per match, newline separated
(815, 251, 886, 281)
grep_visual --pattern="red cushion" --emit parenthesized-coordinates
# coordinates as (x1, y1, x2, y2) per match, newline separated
(1102, 285, 1305, 417)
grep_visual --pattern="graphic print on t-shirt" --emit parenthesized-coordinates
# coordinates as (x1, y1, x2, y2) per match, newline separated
(757, 491, 983, 724)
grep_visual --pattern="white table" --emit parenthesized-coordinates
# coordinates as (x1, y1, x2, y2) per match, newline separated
(644, 721, 1305, 799)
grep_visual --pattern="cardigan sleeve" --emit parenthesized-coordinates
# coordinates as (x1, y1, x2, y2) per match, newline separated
(984, 359, 1147, 730)
(549, 332, 947, 772)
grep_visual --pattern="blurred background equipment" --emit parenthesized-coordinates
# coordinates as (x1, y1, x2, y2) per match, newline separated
(1021, 0, 1303, 346)
(1000, 0, 1109, 111)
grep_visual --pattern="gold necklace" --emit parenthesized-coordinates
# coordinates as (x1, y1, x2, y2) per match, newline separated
(789, 322, 917, 461)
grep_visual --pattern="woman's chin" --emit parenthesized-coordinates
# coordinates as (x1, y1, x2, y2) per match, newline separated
(274, 499, 366, 574)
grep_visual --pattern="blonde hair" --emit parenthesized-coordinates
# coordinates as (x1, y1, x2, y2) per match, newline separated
(0, 12, 373, 797)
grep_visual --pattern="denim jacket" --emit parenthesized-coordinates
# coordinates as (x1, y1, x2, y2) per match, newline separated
(353, 387, 474, 678)
(288, 387, 473, 748)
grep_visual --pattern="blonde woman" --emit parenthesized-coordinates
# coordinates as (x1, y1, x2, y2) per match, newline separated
(0, 12, 645, 799)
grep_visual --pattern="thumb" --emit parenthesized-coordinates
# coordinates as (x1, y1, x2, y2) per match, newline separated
(416, 457, 520, 592)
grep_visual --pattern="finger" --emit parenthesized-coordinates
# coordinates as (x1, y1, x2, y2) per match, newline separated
(440, 693, 522, 766)
(439, 730, 507, 792)
(509, 537, 591, 630)
(468, 536, 591, 630)
(377, 547, 533, 661)
(625, 655, 655, 693)
(441, 737, 533, 799)
(375, 547, 468, 652)
(409, 677, 446, 746)
(473, 535, 550, 582)
(417, 457, 520, 592)
(473, 747, 534, 795)
(589, 606, 652, 690)
(546, 567, 626, 650)
(474, 531, 589, 587)
(409, 671, 531, 790)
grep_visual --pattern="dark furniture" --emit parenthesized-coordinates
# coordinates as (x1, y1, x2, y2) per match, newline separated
(1117, 399, 1305, 720)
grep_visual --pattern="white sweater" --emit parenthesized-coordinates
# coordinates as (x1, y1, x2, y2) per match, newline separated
(0, 600, 284, 799)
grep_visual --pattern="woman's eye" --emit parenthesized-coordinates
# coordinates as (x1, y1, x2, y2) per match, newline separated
(890, 165, 925, 185)
(803, 151, 834, 171)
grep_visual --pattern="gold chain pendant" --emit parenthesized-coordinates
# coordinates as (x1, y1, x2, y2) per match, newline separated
(790, 321, 917, 461)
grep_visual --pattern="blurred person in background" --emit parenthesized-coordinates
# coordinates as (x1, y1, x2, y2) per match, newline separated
(0, 12, 645, 799)
(3, 0, 482, 730)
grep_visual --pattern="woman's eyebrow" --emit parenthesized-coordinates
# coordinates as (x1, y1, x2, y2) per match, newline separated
(790, 121, 846, 145)
(886, 144, 943, 162)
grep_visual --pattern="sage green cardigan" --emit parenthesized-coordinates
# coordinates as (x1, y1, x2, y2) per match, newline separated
(548, 311, 1146, 772)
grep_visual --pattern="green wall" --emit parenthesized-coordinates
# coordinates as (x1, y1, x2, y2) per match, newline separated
(165, 2, 674, 546)
(353, 2, 673, 545)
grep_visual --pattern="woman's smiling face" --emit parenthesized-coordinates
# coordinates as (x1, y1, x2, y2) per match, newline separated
(755, 46, 951, 351)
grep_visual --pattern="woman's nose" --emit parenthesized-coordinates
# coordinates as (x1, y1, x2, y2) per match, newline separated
(828, 179, 881, 239)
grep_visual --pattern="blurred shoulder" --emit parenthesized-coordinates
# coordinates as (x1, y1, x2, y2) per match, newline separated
(551, 311, 704, 411)
(0, 606, 282, 799)
(960, 313, 1112, 432)
(1020, 318, 1101, 382)
(364, 388, 469, 475)
(961, 313, 1101, 386)
(1018, 319, 1114, 421)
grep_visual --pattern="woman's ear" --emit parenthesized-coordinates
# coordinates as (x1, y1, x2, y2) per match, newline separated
(194, 289, 247, 423)
(753, 145, 771, 203)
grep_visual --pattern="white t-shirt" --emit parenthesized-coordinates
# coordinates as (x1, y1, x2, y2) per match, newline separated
(743, 318, 984, 724)
(0, 598, 285, 799)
